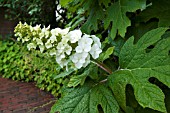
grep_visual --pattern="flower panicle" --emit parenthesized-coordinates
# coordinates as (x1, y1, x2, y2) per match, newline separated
(14, 22, 102, 70)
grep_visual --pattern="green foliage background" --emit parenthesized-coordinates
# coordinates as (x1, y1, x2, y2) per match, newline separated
(50, 0, 170, 113)
(0, 0, 170, 113)
(0, 39, 68, 97)
(0, 0, 60, 27)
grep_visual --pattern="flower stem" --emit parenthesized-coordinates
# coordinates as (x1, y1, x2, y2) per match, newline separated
(91, 60, 112, 75)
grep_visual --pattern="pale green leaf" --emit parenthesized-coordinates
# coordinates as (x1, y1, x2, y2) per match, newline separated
(99, 46, 114, 62)
(68, 64, 98, 87)
(104, 0, 146, 39)
(50, 82, 119, 113)
(108, 28, 170, 113)
(67, 74, 86, 87)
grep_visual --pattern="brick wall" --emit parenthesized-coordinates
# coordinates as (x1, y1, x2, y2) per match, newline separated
(0, 8, 18, 38)
(0, 77, 56, 113)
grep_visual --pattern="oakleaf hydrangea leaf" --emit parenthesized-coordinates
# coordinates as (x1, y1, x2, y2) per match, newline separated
(108, 28, 170, 112)
(50, 82, 119, 113)
(81, 0, 104, 34)
(104, 0, 146, 39)
(138, 0, 170, 27)
(99, 0, 111, 8)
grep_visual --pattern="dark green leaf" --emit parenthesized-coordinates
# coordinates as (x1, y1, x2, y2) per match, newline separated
(104, 0, 146, 39)
(108, 28, 170, 112)
(53, 68, 74, 79)
(50, 82, 119, 113)
(138, 0, 170, 27)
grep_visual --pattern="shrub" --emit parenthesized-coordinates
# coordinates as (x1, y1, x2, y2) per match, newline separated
(0, 39, 66, 97)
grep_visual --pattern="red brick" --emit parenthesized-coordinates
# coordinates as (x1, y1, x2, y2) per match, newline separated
(0, 77, 55, 113)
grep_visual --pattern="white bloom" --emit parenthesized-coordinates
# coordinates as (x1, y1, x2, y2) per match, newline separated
(56, 58, 68, 68)
(83, 54, 90, 67)
(90, 44, 102, 59)
(49, 48, 56, 56)
(27, 43, 36, 50)
(57, 42, 65, 53)
(79, 34, 93, 46)
(40, 26, 50, 39)
(65, 45, 72, 55)
(71, 52, 88, 69)
(49, 35, 57, 43)
(75, 46, 83, 53)
(23, 36, 30, 43)
(91, 35, 101, 48)
(59, 52, 65, 59)
(75, 35, 93, 53)
(59, 28, 70, 35)
(56, 42, 72, 55)
(75, 62, 83, 69)
(51, 28, 59, 36)
(39, 45, 44, 53)
(45, 40, 53, 49)
(33, 24, 41, 31)
(67, 29, 82, 43)
(36, 38, 43, 45)
(51, 28, 69, 36)
(42, 25, 50, 32)
(61, 36, 69, 44)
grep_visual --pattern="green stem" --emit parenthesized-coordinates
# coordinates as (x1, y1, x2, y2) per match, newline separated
(91, 60, 112, 75)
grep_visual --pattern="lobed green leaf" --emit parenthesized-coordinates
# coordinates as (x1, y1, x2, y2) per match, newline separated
(108, 28, 170, 112)
(50, 82, 119, 113)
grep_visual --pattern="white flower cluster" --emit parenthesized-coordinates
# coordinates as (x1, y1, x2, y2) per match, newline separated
(14, 22, 102, 70)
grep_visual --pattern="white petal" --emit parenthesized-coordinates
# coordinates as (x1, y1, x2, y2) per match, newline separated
(36, 38, 43, 45)
(27, 43, 36, 50)
(49, 35, 57, 43)
(68, 29, 82, 43)
(45, 42, 52, 49)
(75, 46, 83, 53)
(65, 46, 72, 55)
(75, 62, 83, 69)
(83, 54, 90, 67)
(81, 52, 88, 58)
(39, 45, 44, 53)
(84, 46, 91, 52)
(60, 53, 65, 58)
(71, 56, 78, 63)
(57, 42, 65, 49)
(56, 28, 70, 35)
(91, 35, 101, 48)
(49, 48, 56, 56)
